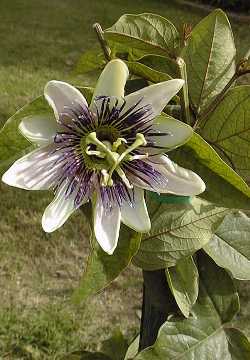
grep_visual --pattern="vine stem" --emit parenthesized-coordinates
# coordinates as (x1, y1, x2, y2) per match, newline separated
(93, 23, 111, 62)
(176, 57, 191, 125)
(139, 270, 178, 351)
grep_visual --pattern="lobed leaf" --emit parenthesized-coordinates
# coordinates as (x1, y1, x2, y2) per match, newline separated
(166, 256, 199, 318)
(198, 253, 240, 324)
(105, 13, 180, 59)
(171, 133, 250, 209)
(125, 61, 172, 83)
(139, 54, 177, 78)
(133, 197, 228, 270)
(182, 9, 236, 115)
(125, 336, 140, 360)
(200, 85, 250, 180)
(204, 211, 250, 280)
(224, 328, 250, 358)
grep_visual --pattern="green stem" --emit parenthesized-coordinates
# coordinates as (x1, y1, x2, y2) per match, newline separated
(93, 23, 111, 62)
(176, 57, 191, 125)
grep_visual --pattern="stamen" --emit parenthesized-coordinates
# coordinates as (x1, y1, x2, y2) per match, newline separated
(86, 146, 105, 158)
(117, 133, 147, 163)
(86, 132, 114, 158)
(127, 153, 149, 161)
(112, 137, 127, 151)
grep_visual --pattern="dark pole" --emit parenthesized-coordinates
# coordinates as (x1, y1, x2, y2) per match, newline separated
(139, 270, 178, 351)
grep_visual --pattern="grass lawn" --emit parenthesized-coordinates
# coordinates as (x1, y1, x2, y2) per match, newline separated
(0, 0, 249, 358)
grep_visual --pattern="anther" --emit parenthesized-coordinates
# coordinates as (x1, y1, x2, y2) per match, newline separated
(112, 137, 127, 151)
(86, 146, 105, 158)
(127, 153, 149, 161)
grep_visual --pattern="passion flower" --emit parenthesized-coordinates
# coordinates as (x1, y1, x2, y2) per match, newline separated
(2, 59, 205, 254)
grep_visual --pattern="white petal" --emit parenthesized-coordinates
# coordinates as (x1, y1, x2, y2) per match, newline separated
(19, 115, 59, 146)
(90, 59, 129, 111)
(93, 192, 121, 255)
(44, 80, 88, 120)
(127, 173, 154, 193)
(148, 155, 206, 195)
(148, 115, 193, 151)
(42, 182, 84, 233)
(121, 187, 151, 233)
(123, 79, 184, 120)
(2, 145, 60, 190)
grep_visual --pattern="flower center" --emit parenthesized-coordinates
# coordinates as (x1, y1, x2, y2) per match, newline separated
(83, 131, 148, 188)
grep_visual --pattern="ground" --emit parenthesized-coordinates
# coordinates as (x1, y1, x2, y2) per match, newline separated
(0, 0, 249, 358)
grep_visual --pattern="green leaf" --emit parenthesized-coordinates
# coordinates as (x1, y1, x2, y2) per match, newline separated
(125, 61, 172, 83)
(200, 86, 250, 180)
(0, 87, 93, 174)
(198, 253, 239, 323)
(182, 9, 236, 114)
(101, 330, 128, 360)
(135, 255, 243, 360)
(225, 328, 250, 358)
(74, 48, 106, 76)
(72, 226, 141, 304)
(166, 256, 199, 318)
(105, 13, 180, 59)
(139, 54, 177, 78)
(171, 133, 250, 209)
(125, 336, 140, 360)
(125, 78, 149, 95)
(133, 197, 228, 270)
(204, 212, 250, 280)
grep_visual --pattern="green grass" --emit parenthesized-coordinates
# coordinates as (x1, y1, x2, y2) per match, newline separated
(0, 0, 249, 358)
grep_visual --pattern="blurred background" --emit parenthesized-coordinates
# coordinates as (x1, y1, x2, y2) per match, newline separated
(0, 0, 249, 358)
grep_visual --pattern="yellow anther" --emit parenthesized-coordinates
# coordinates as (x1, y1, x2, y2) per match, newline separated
(86, 132, 98, 144)
(86, 146, 105, 158)
(127, 153, 149, 161)
(135, 133, 147, 147)
(116, 133, 147, 164)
